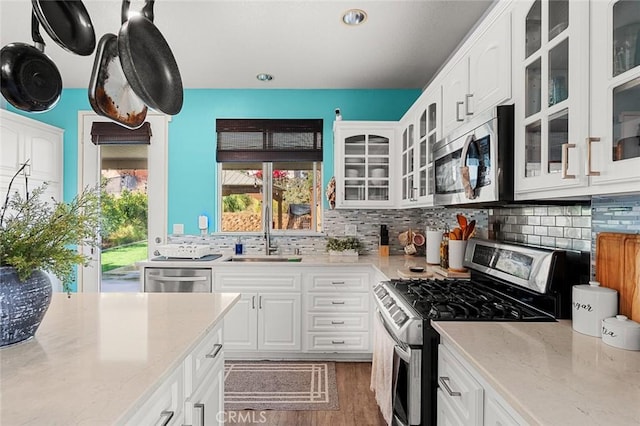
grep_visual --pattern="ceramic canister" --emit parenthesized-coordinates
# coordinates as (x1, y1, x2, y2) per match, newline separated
(601, 315, 640, 351)
(572, 281, 618, 337)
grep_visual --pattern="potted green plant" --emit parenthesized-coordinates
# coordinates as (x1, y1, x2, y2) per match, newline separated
(326, 236, 363, 256)
(0, 163, 100, 346)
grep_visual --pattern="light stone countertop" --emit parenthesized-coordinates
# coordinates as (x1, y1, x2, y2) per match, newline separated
(0, 292, 240, 425)
(432, 320, 640, 426)
(137, 253, 435, 281)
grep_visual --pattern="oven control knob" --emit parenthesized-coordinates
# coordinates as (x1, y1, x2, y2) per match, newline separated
(394, 312, 408, 326)
(383, 297, 395, 308)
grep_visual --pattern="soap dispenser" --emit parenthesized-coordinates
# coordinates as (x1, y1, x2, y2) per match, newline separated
(235, 237, 243, 255)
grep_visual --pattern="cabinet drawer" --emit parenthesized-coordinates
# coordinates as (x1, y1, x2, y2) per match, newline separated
(308, 274, 369, 292)
(306, 312, 369, 331)
(214, 272, 301, 291)
(186, 322, 224, 392)
(306, 293, 369, 312)
(122, 363, 184, 425)
(307, 332, 370, 352)
(438, 344, 483, 425)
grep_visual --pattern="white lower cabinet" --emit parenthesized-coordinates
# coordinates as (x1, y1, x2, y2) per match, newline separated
(303, 270, 372, 353)
(438, 342, 527, 426)
(214, 269, 302, 352)
(184, 355, 225, 426)
(120, 321, 225, 426)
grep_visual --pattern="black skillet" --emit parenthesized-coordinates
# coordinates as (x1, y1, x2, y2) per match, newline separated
(88, 33, 148, 129)
(118, 0, 183, 115)
(31, 0, 96, 56)
(0, 12, 62, 112)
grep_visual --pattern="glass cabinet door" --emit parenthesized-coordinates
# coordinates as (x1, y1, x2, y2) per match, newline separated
(589, 0, 640, 187)
(516, 0, 589, 196)
(341, 130, 391, 205)
(401, 124, 415, 202)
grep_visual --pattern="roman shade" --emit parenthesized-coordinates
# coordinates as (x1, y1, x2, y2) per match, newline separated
(91, 122, 152, 145)
(216, 119, 323, 162)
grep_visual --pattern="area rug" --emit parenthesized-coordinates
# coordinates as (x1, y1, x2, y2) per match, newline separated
(224, 361, 339, 411)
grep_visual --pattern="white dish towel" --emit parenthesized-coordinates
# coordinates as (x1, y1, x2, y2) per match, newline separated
(370, 312, 397, 425)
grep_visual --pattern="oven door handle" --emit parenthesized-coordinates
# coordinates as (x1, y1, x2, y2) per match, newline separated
(376, 310, 412, 362)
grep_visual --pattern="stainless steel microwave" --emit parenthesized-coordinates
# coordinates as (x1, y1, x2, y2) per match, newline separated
(433, 105, 514, 206)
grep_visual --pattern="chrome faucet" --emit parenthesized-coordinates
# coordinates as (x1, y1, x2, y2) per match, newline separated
(264, 206, 277, 255)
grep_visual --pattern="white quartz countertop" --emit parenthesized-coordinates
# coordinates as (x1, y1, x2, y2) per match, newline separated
(137, 253, 435, 281)
(432, 320, 640, 426)
(0, 292, 240, 425)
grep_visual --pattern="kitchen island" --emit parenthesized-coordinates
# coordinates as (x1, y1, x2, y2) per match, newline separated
(433, 320, 640, 425)
(0, 292, 240, 425)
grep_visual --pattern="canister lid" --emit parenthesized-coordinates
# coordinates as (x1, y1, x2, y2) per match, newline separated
(573, 281, 618, 294)
(603, 315, 640, 329)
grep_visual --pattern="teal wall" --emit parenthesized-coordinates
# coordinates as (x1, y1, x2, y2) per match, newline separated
(5, 88, 420, 234)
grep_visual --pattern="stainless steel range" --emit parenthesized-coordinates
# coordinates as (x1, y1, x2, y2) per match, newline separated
(372, 238, 589, 426)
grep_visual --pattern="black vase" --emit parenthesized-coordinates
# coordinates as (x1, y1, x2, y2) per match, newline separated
(0, 267, 52, 347)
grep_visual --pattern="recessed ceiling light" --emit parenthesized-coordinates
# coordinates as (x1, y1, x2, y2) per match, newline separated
(256, 73, 273, 82)
(342, 9, 367, 26)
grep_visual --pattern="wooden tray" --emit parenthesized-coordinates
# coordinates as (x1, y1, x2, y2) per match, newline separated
(432, 265, 470, 279)
(595, 232, 640, 322)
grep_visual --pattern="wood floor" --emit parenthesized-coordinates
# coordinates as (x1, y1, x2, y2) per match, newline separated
(225, 362, 387, 426)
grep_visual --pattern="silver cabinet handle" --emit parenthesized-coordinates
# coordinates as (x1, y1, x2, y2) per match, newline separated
(561, 143, 576, 179)
(331, 281, 345, 285)
(456, 101, 464, 122)
(439, 376, 461, 397)
(332, 340, 345, 344)
(331, 320, 345, 324)
(157, 410, 174, 426)
(205, 343, 223, 360)
(259, 295, 263, 309)
(147, 274, 208, 282)
(252, 295, 256, 309)
(331, 301, 345, 305)
(465, 93, 474, 116)
(194, 403, 205, 426)
(586, 137, 601, 176)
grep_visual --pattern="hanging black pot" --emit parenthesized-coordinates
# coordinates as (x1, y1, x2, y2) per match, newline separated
(31, 0, 96, 56)
(0, 12, 63, 113)
(118, 0, 183, 115)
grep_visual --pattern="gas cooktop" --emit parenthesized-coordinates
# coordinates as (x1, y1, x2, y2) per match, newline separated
(385, 278, 554, 321)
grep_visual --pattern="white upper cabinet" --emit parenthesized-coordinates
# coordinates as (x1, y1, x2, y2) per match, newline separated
(441, 9, 512, 137)
(333, 121, 397, 209)
(513, 0, 591, 199)
(0, 110, 63, 204)
(588, 0, 640, 191)
(399, 87, 440, 208)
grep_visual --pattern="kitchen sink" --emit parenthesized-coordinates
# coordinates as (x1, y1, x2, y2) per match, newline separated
(225, 256, 302, 262)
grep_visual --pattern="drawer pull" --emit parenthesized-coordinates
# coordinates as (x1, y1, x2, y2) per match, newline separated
(456, 101, 464, 122)
(158, 410, 174, 426)
(194, 403, 205, 426)
(439, 376, 461, 397)
(331, 281, 346, 285)
(205, 343, 223, 360)
(332, 340, 345, 344)
(331, 320, 345, 324)
(331, 301, 345, 305)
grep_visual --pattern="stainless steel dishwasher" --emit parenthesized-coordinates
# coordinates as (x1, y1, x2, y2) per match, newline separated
(144, 267, 212, 292)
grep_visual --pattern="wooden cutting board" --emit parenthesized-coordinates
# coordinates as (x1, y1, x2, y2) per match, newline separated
(595, 232, 640, 322)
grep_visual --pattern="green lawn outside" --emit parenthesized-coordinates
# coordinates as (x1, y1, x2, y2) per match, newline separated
(102, 241, 148, 272)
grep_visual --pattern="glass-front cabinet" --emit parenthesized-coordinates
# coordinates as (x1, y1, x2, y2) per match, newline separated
(514, 0, 590, 198)
(589, 0, 640, 190)
(398, 88, 440, 208)
(333, 122, 396, 208)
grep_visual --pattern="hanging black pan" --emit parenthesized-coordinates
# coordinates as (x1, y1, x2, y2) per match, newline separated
(0, 12, 62, 112)
(88, 33, 148, 129)
(118, 0, 183, 115)
(31, 0, 96, 56)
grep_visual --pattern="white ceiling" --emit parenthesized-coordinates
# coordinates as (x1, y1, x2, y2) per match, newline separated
(0, 0, 494, 90)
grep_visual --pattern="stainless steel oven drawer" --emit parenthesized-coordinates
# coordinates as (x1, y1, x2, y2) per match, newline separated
(144, 268, 212, 292)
